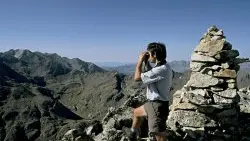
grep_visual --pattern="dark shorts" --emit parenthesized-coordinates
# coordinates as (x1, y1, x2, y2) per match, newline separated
(144, 100, 169, 133)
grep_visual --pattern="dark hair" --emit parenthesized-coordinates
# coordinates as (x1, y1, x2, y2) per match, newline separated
(147, 42, 167, 65)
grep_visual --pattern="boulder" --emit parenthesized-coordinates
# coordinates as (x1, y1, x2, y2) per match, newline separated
(215, 89, 237, 99)
(184, 92, 212, 105)
(190, 62, 206, 72)
(194, 40, 226, 57)
(213, 69, 237, 78)
(167, 110, 217, 129)
(213, 94, 239, 104)
(191, 53, 217, 62)
(186, 72, 220, 88)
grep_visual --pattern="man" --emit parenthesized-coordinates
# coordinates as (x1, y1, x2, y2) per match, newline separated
(129, 42, 173, 141)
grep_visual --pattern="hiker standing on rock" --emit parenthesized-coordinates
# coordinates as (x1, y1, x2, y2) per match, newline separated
(128, 42, 173, 141)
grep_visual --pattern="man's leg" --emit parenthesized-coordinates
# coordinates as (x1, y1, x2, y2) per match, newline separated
(127, 105, 147, 140)
(146, 101, 169, 141)
(132, 105, 147, 129)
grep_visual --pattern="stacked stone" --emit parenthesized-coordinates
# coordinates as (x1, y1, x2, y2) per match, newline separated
(167, 25, 249, 140)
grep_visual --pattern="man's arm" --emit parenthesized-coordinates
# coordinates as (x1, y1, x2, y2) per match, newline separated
(134, 61, 143, 81)
(134, 52, 147, 81)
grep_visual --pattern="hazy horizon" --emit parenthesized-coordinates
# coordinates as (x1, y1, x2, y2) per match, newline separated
(1, 0, 250, 62)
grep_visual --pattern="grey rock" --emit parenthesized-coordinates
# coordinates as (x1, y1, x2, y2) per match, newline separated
(190, 61, 206, 72)
(213, 94, 238, 104)
(211, 65, 222, 70)
(40, 121, 57, 138)
(221, 62, 230, 69)
(207, 25, 219, 33)
(226, 79, 236, 83)
(240, 104, 250, 113)
(184, 92, 212, 105)
(198, 104, 232, 114)
(173, 102, 198, 111)
(228, 83, 237, 89)
(61, 128, 93, 141)
(187, 72, 220, 88)
(195, 40, 226, 57)
(213, 69, 237, 78)
(211, 35, 224, 41)
(191, 53, 217, 62)
(200, 67, 214, 75)
(214, 30, 224, 36)
(26, 129, 40, 141)
(172, 90, 183, 98)
(167, 110, 217, 129)
(239, 87, 248, 93)
(85, 121, 102, 136)
(182, 127, 205, 139)
(214, 50, 239, 60)
(215, 89, 237, 99)
(238, 91, 250, 100)
(189, 89, 208, 97)
(211, 87, 224, 92)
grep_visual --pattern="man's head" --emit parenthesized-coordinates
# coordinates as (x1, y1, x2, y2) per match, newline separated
(146, 42, 167, 63)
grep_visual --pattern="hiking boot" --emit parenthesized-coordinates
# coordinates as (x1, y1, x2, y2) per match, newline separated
(148, 132, 156, 141)
(124, 128, 140, 141)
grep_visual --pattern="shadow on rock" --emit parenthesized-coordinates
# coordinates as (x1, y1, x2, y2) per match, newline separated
(51, 102, 83, 120)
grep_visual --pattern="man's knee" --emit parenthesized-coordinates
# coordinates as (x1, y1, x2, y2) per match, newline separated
(133, 106, 146, 117)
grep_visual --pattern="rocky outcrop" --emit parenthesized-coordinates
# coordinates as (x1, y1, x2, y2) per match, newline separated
(167, 25, 249, 140)
(237, 87, 250, 140)
(60, 84, 147, 141)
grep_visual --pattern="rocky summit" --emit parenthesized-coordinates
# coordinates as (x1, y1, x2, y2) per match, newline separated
(167, 25, 250, 140)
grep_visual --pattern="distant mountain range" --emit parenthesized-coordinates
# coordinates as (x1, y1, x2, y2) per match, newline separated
(102, 60, 190, 74)
(94, 62, 133, 67)
(0, 49, 105, 77)
(101, 61, 250, 75)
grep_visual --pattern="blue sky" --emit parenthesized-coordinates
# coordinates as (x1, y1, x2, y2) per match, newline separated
(0, 0, 250, 63)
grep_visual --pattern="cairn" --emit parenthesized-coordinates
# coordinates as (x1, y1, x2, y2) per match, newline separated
(167, 25, 249, 140)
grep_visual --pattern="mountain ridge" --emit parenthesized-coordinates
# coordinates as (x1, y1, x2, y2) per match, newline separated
(0, 49, 105, 77)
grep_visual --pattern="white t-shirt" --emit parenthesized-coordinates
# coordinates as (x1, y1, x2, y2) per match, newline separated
(141, 63, 173, 101)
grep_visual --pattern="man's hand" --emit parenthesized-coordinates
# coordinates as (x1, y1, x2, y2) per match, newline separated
(138, 52, 149, 63)
(134, 51, 149, 81)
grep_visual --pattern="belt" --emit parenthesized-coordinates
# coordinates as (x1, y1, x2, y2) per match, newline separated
(147, 100, 169, 103)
